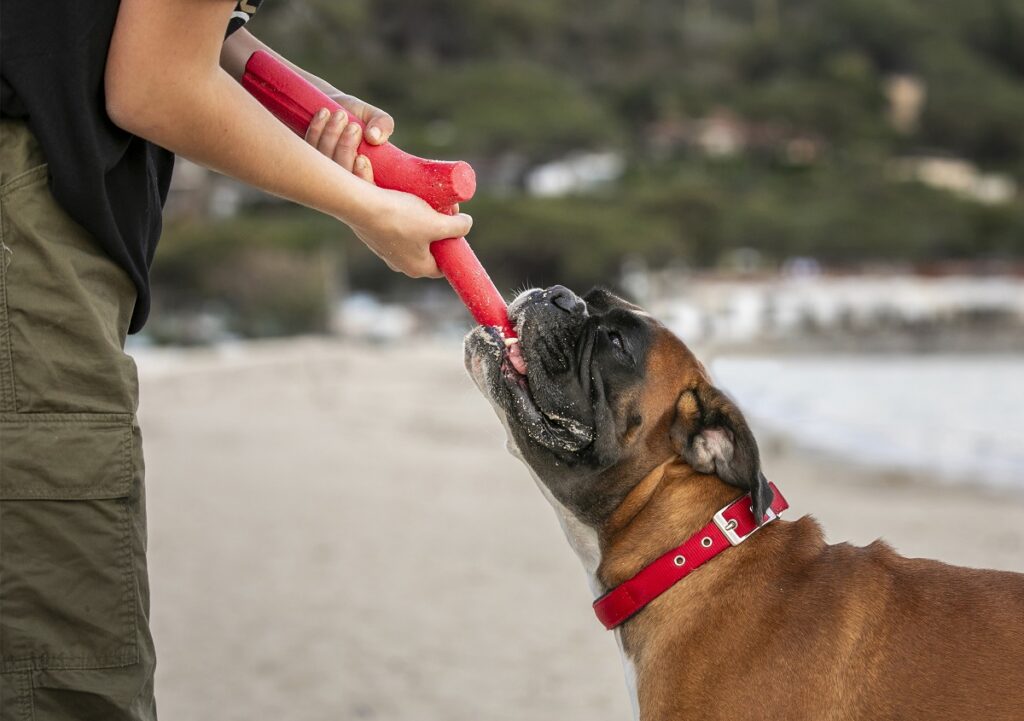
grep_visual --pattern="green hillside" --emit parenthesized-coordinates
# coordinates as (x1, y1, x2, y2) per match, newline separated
(155, 0, 1024, 336)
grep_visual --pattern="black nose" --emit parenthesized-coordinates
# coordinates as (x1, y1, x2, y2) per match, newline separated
(546, 285, 583, 314)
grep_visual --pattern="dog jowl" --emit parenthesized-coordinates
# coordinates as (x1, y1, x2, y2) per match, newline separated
(464, 285, 1024, 721)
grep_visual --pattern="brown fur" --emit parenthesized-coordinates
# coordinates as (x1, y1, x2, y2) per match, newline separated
(597, 331, 1024, 721)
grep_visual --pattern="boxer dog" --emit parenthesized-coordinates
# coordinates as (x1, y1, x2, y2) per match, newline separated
(464, 285, 1024, 721)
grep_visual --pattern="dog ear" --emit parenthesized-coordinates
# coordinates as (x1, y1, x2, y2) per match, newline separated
(670, 383, 774, 524)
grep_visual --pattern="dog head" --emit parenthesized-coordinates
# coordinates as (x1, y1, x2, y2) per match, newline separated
(464, 286, 772, 530)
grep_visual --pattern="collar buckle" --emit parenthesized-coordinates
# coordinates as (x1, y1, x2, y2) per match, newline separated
(713, 504, 778, 546)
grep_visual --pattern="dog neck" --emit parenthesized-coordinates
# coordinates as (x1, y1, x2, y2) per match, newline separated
(589, 460, 754, 721)
(595, 460, 816, 721)
(597, 458, 740, 589)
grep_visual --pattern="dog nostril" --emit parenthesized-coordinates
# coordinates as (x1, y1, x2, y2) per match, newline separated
(548, 286, 579, 313)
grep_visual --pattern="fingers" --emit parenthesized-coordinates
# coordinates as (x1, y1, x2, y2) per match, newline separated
(338, 95, 394, 145)
(307, 109, 364, 173)
(353, 154, 374, 184)
(348, 190, 470, 280)
(320, 111, 356, 168)
(405, 253, 443, 279)
(305, 108, 330, 148)
(365, 243, 438, 278)
(418, 249, 444, 279)
(332, 121, 361, 170)
(407, 211, 471, 276)
(437, 212, 473, 240)
(379, 241, 441, 279)
(364, 111, 394, 145)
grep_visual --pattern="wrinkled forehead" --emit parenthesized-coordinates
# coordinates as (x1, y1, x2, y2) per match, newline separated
(581, 287, 706, 389)
(637, 318, 710, 407)
(582, 287, 648, 315)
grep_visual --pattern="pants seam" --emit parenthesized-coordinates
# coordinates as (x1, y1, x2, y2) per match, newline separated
(3, 670, 36, 721)
(0, 196, 18, 413)
(24, 671, 34, 721)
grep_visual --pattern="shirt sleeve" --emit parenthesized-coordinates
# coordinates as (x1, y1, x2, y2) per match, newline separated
(226, 0, 263, 37)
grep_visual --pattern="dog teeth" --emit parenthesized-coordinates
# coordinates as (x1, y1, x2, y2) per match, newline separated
(507, 339, 528, 375)
(504, 337, 519, 347)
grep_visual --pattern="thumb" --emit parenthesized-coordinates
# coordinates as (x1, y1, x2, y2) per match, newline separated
(437, 212, 473, 240)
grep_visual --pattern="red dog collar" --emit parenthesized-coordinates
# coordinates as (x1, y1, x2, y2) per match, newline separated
(593, 483, 789, 630)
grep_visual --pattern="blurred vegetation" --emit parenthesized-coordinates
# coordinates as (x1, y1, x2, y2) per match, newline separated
(154, 0, 1024, 337)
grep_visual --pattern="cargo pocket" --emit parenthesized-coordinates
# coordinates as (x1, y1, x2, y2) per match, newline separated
(0, 413, 139, 672)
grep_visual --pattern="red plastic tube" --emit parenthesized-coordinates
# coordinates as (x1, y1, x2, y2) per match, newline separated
(242, 51, 515, 337)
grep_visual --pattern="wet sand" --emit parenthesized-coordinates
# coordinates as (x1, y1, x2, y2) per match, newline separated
(137, 340, 1024, 721)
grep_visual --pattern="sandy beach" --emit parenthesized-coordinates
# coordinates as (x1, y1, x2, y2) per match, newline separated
(137, 340, 1024, 721)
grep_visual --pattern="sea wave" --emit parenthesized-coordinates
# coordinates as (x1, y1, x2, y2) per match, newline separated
(712, 355, 1024, 491)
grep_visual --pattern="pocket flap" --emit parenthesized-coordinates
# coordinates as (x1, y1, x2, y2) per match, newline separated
(0, 414, 134, 500)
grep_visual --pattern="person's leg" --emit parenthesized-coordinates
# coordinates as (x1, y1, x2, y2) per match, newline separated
(0, 120, 156, 721)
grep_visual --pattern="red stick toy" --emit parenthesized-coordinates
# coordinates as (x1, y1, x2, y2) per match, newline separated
(242, 51, 516, 338)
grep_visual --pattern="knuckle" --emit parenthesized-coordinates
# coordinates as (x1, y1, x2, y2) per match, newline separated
(326, 111, 346, 133)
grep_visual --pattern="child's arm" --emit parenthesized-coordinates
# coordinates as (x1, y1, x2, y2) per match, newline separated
(105, 0, 471, 278)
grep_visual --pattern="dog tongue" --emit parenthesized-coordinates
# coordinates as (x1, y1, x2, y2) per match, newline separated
(507, 339, 528, 375)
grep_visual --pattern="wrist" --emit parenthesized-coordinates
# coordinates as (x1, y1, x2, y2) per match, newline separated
(328, 170, 386, 227)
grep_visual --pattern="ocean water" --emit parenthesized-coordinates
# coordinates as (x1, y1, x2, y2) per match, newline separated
(711, 355, 1024, 492)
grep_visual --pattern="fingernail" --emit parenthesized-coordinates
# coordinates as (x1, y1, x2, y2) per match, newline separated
(345, 122, 361, 137)
(355, 155, 369, 171)
(368, 126, 382, 142)
(316, 108, 329, 122)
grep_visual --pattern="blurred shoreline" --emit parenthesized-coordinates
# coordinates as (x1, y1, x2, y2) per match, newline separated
(133, 337, 1024, 494)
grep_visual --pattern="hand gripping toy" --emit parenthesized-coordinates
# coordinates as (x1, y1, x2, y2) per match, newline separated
(242, 51, 516, 339)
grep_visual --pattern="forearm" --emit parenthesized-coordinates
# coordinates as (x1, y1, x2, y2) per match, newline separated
(105, 0, 469, 278)
(220, 28, 339, 98)
(106, 0, 373, 225)
(114, 66, 374, 224)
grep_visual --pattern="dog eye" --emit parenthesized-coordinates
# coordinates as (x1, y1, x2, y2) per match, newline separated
(608, 331, 625, 351)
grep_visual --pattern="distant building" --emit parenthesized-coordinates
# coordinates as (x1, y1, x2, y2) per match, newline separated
(524, 151, 625, 197)
(695, 111, 746, 158)
(647, 110, 824, 165)
(884, 74, 926, 134)
(890, 156, 1017, 205)
(632, 267, 1024, 347)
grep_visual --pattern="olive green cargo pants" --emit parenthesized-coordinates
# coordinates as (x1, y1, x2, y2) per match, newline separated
(0, 121, 157, 720)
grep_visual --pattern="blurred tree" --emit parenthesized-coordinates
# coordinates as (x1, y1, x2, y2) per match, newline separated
(150, 0, 1024, 339)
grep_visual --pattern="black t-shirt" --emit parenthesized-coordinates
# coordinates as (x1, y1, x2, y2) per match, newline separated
(0, 1, 261, 333)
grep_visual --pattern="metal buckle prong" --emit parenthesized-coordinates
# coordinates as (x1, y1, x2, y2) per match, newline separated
(713, 505, 777, 546)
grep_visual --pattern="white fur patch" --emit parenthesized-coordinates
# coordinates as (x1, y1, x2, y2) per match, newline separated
(468, 295, 605, 594)
(690, 427, 734, 473)
(615, 629, 640, 720)
(467, 350, 603, 590)
(502, 429, 604, 596)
